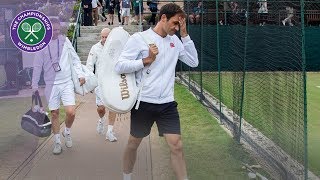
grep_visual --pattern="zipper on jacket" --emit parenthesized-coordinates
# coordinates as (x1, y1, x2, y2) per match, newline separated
(159, 38, 166, 99)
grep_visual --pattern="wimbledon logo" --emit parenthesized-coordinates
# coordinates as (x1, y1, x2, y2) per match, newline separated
(10, 10, 52, 53)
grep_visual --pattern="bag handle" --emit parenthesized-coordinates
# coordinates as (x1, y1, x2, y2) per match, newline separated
(31, 90, 48, 116)
(31, 93, 37, 107)
(34, 90, 43, 107)
(32, 90, 43, 108)
(31, 90, 45, 113)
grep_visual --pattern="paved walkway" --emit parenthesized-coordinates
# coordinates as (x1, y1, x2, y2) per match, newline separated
(10, 94, 152, 180)
(5, 10, 164, 180)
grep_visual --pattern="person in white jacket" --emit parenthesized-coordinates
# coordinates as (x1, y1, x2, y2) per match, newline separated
(32, 18, 85, 155)
(115, 3, 199, 180)
(86, 28, 118, 142)
(282, 6, 294, 26)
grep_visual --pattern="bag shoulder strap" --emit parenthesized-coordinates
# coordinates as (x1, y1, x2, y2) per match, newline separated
(138, 32, 154, 47)
(134, 32, 155, 110)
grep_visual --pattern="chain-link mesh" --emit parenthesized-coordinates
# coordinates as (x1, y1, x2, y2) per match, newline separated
(0, 7, 20, 95)
(175, 0, 314, 179)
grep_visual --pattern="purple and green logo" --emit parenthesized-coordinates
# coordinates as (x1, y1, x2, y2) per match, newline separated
(10, 10, 52, 53)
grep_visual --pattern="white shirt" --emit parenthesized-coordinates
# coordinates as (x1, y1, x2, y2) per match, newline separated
(32, 36, 84, 89)
(92, 0, 99, 8)
(115, 28, 199, 104)
(86, 41, 104, 77)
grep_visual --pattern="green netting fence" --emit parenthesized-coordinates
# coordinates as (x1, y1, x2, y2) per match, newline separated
(165, 0, 319, 179)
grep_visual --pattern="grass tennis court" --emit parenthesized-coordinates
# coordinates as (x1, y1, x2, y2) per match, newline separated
(151, 83, 268, 179)
(306, 73, 320, 176)
(188, 72, 319, 176)
(177, 83, 252, 179)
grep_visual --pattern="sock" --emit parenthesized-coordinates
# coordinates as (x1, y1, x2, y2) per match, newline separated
(123, 173, 131, 180)
(64, 127, 71, 135)
(54, 134, 61, 144)
(107, 125, 113, 133)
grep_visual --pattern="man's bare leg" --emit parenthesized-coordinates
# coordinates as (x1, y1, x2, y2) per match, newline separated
(63, 105, 76, 148)
(64, 105, 76, 128)
(51, 109, 60, 135)
(96, 105, 106, 134)
(122, 135, 143, 179)
(97, 105, 106, 118)
(164, 134, 188, 180)
(51, 109, 62, 154)
(108, 110, 116, 126)
(106, 110, 117, 141)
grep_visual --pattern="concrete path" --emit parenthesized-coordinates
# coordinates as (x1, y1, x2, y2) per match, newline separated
(9, 94, 152, 180)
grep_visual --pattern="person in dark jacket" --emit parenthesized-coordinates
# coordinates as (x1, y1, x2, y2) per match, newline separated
(82, 0, 93, 26)
(147, 0, 158, 25)
(114, 0, 121, 24)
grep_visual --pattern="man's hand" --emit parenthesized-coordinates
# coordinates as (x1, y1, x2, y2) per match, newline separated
(143, 44, 158, 66)
(148, 44, 158, 60)
(179, 17, 188, 38)
(79, 77, 86, 86)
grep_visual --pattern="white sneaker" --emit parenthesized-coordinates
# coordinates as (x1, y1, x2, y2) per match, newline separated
(62, 131, 72, 148)
(282, 20, 286, 26)
(96, 120, 105, 134)
(53, 142, 62, 155)
(106, 131, 117, 142)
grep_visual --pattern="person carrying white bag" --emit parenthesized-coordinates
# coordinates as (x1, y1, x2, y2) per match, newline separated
(32, 18, 85, 155)
(115, 3, 199, 180)
(86, 28, 118, 142)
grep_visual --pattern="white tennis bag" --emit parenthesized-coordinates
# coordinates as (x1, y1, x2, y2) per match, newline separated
(69, 54, 98, 96)
(98, 27, 137, 114)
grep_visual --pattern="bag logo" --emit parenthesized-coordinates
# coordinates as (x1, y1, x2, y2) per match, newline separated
(10, 10, 52, 52)
(120, 74, 130, 100)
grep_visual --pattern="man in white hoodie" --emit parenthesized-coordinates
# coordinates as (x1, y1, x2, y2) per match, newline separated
(115, 3, 199, 180)
(86, 28, 118, 142)
(32, 18, 85, 155)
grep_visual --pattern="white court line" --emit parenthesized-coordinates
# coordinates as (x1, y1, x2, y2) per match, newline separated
(316, 86, 320, 88)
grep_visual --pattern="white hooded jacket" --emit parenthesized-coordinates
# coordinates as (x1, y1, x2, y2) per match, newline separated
(32, 36, 84, 89)
(86, 41, 104, 77)
(115, 28, 199, 104)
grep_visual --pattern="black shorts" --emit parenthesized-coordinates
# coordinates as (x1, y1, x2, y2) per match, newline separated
(108, 7, 115, 14)
(134, 6, 143, 15)
(130, 101, 180, 138)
